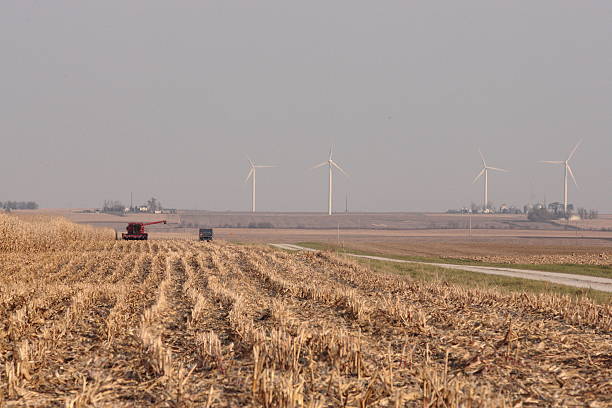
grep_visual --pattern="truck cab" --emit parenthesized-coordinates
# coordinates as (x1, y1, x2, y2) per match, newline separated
(199, 228, 214, 242)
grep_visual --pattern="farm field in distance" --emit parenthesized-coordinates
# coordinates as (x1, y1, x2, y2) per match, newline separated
(24, 209, 612, 232)
(182, 227, 612, 271)
(15, 209, 612, 261)
(1, 213, 611, 406)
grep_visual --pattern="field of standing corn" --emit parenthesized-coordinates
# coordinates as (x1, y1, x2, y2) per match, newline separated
(0, 221, 610, 406)
(0, 214, 115, 252)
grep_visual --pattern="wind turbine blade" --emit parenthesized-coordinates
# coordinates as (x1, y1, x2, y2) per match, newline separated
(331, 160, 349, 177)
(329, 146, 333, 160)
(487, 166, 508, 172)
(540, 161, 564, 164)
(310, 162, 328, 170)
(478, 149, 486, 167)
(472, 168, 485, 184)
(567, 139, 582, 161)
(567, 165, 579, 188)
(246, 155, 254, 167)
(244, 168, 254, 183)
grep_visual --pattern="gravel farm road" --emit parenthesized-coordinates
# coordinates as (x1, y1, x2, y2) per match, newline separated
(270, 243, 612, 293)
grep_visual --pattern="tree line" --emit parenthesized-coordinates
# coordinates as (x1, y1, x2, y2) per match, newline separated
(528, 205, 598, 221)
(1, 201, 39, 210)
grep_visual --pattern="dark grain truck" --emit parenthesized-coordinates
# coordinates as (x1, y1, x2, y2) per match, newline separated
(198, 228, 214, 242)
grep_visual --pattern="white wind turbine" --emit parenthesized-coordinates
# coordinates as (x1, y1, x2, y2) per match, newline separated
(472, 149, 508, 212)
(245, 156, 277, 213)
(311, 147, 348, 215)
(540, 140, 581, 214)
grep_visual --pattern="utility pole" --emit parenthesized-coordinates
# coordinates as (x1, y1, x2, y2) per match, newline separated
(130, 192, 133, 212)
(575, 219, 579, 247)
(468, 212, 472, 240)
(345, 193, 348, 213)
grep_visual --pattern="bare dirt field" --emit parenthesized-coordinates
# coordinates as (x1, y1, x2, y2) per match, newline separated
(213, 227, 612, 247)
(145, 227, 612, 266)
(215, 228, 612, 263)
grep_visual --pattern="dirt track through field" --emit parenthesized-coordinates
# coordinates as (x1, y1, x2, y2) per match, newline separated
(271, 243, 612, 293)
(0, 241, 610, 407)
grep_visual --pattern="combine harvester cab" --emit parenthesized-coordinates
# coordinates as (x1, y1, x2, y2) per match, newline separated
(122, 220, 167, 240)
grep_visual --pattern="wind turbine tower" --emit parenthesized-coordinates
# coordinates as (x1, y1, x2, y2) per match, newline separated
(245, 157, 276, 213)
(541, 141, 581, 214)
(311, 147, 348, 215)
(472, 150, 507, 212)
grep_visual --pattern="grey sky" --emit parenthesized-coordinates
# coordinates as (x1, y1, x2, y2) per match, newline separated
(1, 1, 611, 212)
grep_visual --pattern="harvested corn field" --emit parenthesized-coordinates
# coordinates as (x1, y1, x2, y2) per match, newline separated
(452, 253, 611, 267)
(0, 240, 610, 407)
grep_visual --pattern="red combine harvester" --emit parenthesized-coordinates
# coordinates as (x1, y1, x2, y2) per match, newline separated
(122, 220, 167, 240)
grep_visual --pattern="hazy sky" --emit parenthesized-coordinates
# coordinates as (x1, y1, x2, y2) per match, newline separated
(1, 1, 611, 212)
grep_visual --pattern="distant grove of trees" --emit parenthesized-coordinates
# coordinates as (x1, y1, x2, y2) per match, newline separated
(528, 204, 598, 221)
(527, 207, 558, 221)
(1, 201, 39, 210)
(102, 200, 125, 213)
(146, 197, 163, 213)
(577, 208, 599, 220)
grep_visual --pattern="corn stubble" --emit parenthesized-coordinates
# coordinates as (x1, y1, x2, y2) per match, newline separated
(0, 217, 610, 407)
